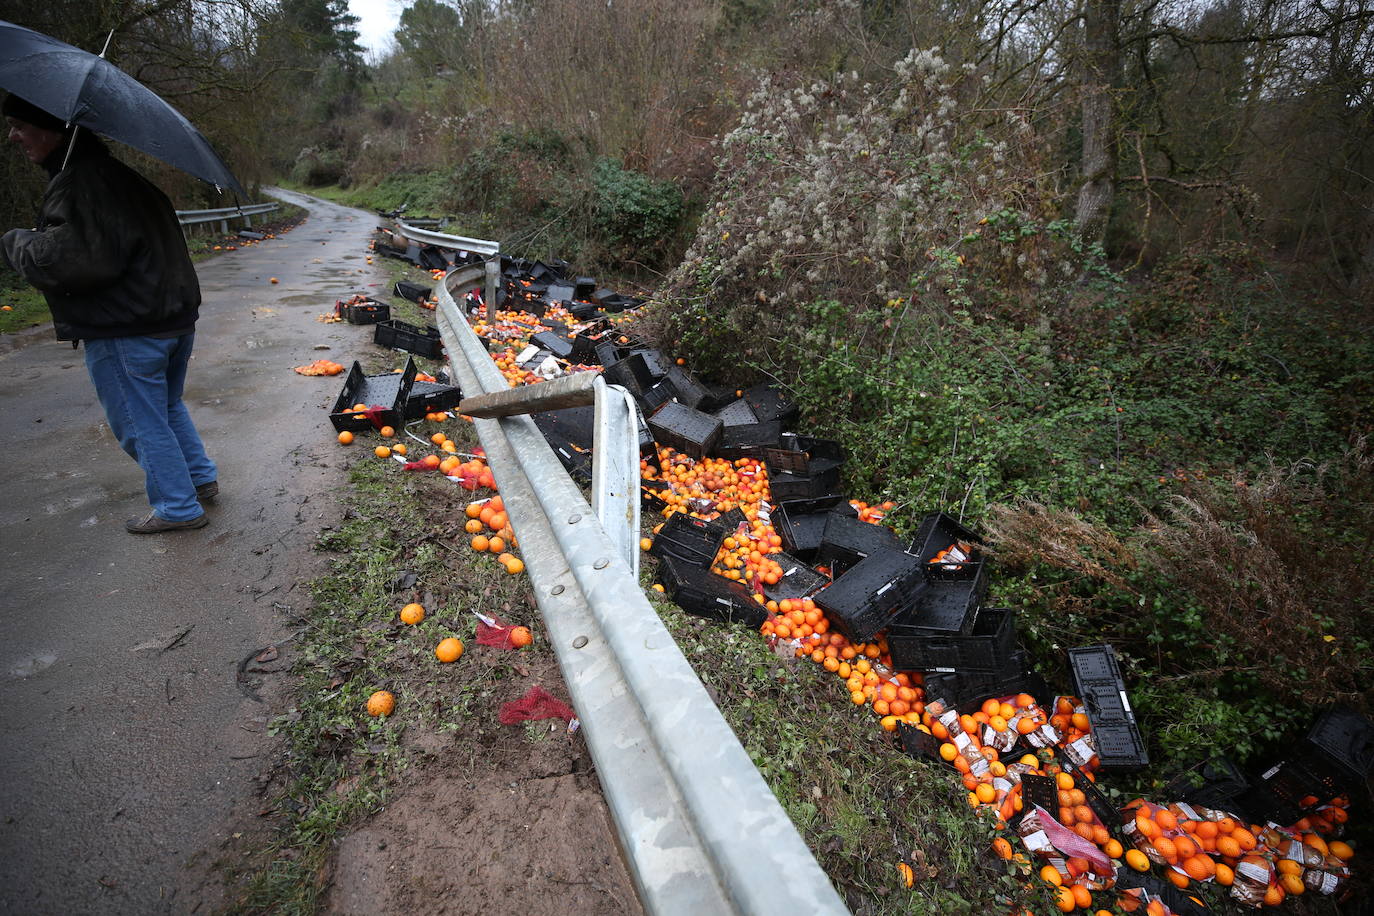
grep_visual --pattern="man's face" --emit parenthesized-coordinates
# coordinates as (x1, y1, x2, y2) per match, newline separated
(6, 116, 64, 164)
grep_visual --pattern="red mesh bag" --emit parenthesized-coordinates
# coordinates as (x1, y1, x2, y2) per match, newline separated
(499, 686, 575, 725)
(475, 613, 519, 649)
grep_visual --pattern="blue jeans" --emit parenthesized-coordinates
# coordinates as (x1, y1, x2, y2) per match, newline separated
(84, 334, 217, 522)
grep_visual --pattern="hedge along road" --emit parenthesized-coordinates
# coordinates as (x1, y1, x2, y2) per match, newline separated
(0, 189, 389, 913)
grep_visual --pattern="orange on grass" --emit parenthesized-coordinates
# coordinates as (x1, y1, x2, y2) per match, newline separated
(430, 432, 446, 444)
(896, 861, 914, 889)
(465, 501, 484, 518)
(465, 519, 484, 534)
(471, 534, 490, 552)
(509, 626, 533, 648)
(366, 690, 395, 717)
(392, 443, 407, 456)
(487, 536, 506, 553)
(375, 445, 391, 458)
(337, 430, 354, 445)
(421, 455, 441, 469)
(489, 511, 508, 531)
(379, 425, 395, 438)
(400, 603, 425, 625)
(992, 837, 1013, 860)
(435, 637, 464, 663)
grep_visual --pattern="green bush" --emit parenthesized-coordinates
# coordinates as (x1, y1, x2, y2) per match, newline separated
(591, 158, 686, 256)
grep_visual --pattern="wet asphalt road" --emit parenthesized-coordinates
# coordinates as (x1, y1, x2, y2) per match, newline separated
(0, 190, 383, 914)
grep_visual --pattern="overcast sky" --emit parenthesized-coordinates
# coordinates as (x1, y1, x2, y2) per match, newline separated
(349, 0, 404, 60)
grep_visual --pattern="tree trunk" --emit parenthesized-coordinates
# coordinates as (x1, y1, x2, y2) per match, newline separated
(1075, 0, 1122, 245)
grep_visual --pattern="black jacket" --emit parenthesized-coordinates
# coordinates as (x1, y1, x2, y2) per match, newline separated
(1, 136, 200, 340)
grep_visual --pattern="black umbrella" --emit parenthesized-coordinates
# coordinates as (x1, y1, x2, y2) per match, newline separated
(0, 20, 246, 195)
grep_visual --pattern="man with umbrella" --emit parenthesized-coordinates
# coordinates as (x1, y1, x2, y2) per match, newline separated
(2, 92, 218, 532)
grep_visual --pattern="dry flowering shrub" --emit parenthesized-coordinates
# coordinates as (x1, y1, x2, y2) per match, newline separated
(662, 47, 1075, 346)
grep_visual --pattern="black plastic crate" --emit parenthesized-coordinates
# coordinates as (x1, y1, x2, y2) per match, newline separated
(649, 512, 725, 569)
(714, 420, 784, 460)
(1305, 705, 1374, 783)
(533, 407, 596, 485)
(887, 605, 1017, 674)
(762, 447, 809, 475)
(921, 657, 1051, 712)
(772, 498, 854, 559)
(762, 553, 828, 603)
(743, 384, 799, 425)
(713, 398, 759, 427)
(641, 479, 672, 511)
(813, 548, 925, 643)
(1067, 644, 1149, 770)
(1020, 773, 1059, 816)
(328, 359, 415, 431)
(658, 366, 709, 410)
(816, 513, 904, 572)
(656, 556, 767, 628)
(1237, 752, 1351, 826)
(1163, 757, 1251, 814)
(374, 319, 443, 359)
(1065, 764, 1127, 833)
(768, 470, 827, 502)
(338, 297, 391, 324)
(648, 402, 723, 460)
(405, 377, 463, 418)
(1114, 872, 1210, 916)
(530, 329, 575, 360)
(896, 721, 942, 761)
(895, 569, 984, 636)
(910, 511, 985, 582)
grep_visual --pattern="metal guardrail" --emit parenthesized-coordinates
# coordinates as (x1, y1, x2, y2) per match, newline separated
(175, 202, 279, 234)
(434, 262, 850, 916)
(388, 218, 501, 320)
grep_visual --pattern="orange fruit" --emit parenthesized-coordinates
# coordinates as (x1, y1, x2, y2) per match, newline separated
(379, 425, 395, 437)
(337, 430, 354, 445)
(1214, 863, 1234, 886)
(1153, 836, 1178, 863)
(975, 783, 997, 804)
(1231, 827, 1257, 851)
(1172, 836, 1196, 859)
(1124, 849, 1150, 872)
(435, 637, 463, 662)
(1071, 884, 1092, 909)
(1155, 810, 1177, 831)
(1040, 865, 1063, 886)
(392, 444, 406, 456)
(489, 511, 508, 531)
(1263, 884, 1285, 906)
(896, 861, 914, 889)
(487, 536, 506, 553)
(1328, 840, 1354, 861)
(1103, 839, 1123, 859)
(431, 432, 446, 444)
(1165, 869, 1189, 889)
(421, 454, 441, 469)
(366, 690, 395, 717)
(471, 534, 490, 551)
(1182, 856, 1213, 881)
(465, 502, 483, 518)
(1054, 886, 1075, 912)
(375, 445, 391, 458)
(509, 626, 533, 648)
(465, 519, 484, 534)
(992, 837, 1013, 860)
(399, 603, 425, 625)
(1215, 836, 1241, 859)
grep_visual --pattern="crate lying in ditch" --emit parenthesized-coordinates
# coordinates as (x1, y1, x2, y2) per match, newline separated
(1067, 644, 1149, 770)
(920, 652, 1051, 713)
(816, 513, 904, 573)
(648, 512, 725, 569)
(887, 605, 1017, 674)
(772, 497, 855, 560)
(813, 548, 924, 643)
(911, 511, 985, 582)
(1233, 705, 1374, 827)
(328, 359, 415, 431)
(647, 402, 722, 459)
(761, 553, 828, 603)
(1163, 757, 1251, 816)
(886, 560, 989, 645)
(656, 555, 767, 628)
(337, 296, 391, 324)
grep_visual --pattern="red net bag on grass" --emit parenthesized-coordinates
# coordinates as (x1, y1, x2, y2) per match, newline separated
(475, 612, 519, 649)
(499, 686, 576, 725)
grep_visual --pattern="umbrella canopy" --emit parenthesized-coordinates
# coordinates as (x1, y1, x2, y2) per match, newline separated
(0, 20, 246, 195)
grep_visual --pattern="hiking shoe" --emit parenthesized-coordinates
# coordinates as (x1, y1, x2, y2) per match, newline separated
(195, 480, 219, 502)
(126, 512, 208, 534)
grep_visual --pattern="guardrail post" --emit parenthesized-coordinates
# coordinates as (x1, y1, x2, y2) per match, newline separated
(592, 376, 641, 576)
(484, 257, 500, 318)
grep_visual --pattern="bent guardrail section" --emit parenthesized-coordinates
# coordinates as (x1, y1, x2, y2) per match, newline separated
(176, 202, 278, 233)
(435, 263, 850, 916)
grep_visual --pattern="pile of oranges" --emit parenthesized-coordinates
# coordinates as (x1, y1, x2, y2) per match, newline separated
(463, 496, 525, 574)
